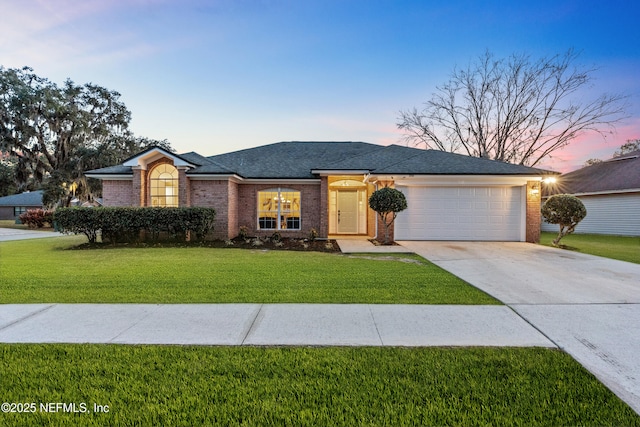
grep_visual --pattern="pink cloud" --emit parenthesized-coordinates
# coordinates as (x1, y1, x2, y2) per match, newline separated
(537, 119, 640, 173)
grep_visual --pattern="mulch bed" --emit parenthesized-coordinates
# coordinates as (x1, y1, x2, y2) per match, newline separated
(69, 237, 341, 252)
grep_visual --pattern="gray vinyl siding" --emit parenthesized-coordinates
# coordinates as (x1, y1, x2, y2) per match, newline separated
(541, 192, 640, 236)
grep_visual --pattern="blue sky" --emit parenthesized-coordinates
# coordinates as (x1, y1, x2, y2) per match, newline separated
(1, 0, 639, 171)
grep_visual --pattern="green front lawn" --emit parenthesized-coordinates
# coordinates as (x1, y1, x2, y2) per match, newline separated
(540, 232, 640, 264)
(0, 236, 497, 304)
(1, 344, 637, 427)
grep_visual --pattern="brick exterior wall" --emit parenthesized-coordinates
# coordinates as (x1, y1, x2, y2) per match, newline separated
(190, 180, 231, 239)
(102, 180, 135, 206)
(526, 180, 541, 243)
(237, 183, 322, 239)
(102, 173, 539, 243)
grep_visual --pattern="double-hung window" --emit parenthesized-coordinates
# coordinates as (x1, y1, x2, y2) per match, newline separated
(257, 188, 300, 230)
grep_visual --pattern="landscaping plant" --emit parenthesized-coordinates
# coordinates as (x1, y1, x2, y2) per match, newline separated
(18, 209, 54, 228)
(541, 194, 587, 246)
(369, 187, 407, 244)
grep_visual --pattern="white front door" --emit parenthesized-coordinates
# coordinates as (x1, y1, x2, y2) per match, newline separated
(337, 190, 359, 233)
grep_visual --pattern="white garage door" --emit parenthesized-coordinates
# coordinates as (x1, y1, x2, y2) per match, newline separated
(395, 186, 523, 241)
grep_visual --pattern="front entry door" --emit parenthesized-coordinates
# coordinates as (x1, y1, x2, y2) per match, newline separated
(337, 190, 358, 233)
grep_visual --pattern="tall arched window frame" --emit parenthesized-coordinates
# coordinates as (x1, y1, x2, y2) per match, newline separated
(150, 164, 179, 207)
(257, 188, 301, 230)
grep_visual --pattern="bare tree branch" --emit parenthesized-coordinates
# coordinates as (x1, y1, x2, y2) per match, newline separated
(398, 50, 629, 166)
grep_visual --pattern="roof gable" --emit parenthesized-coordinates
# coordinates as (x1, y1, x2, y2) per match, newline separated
(122, 146, 196, 169)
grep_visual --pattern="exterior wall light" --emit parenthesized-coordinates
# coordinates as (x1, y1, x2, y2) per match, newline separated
(530, 182, 540, 195)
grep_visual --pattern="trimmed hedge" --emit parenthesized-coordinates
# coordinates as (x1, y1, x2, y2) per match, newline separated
(54, 207, 216, 244)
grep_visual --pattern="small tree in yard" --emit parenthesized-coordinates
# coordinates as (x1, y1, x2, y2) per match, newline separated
(369, 187, 407, 245)
(541, 194, 587, 246)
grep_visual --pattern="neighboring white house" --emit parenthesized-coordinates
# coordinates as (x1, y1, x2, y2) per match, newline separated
(542, 150, 640, 236)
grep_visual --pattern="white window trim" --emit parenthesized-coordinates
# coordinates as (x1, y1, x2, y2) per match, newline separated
(257, 188, 301, 231)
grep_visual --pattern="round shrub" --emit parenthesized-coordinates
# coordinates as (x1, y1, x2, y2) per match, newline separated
(541, 194, 587, 246)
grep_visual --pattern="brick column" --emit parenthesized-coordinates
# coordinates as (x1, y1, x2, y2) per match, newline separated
(178, 168, 190, 207)
(526, 181, 541, 243)
(319, 176, 329, 238)
(132, 168, 145, 206)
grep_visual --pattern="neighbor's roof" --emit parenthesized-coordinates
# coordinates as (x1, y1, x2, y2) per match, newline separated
(0, 190, 44, 206)
(556, 150, 640, 194)
(87, 141, 551, 179)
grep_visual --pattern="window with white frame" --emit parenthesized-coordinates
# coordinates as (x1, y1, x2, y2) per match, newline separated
(257, 188, 301, 230)
(150, 164, 179, 207)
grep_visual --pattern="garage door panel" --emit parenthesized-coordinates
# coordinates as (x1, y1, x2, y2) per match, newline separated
(396, 186, 522, 241)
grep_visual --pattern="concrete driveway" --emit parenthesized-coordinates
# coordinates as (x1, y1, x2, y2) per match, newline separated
(400, 241, 640, 414)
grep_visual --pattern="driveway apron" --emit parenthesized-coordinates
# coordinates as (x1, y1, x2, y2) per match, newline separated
(400, 241, 640, 414)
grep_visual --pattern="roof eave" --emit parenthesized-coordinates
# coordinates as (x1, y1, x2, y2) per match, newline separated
(84, 173, 132, 180)
(310, 169, 371, 176)
(567, 188, 640, 197)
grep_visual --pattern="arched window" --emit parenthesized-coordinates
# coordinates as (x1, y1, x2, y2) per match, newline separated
(150, 164, 178, 207)
(257, 188, 301, 230)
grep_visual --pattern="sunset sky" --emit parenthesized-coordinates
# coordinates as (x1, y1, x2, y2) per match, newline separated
(1, 0, 639, 172)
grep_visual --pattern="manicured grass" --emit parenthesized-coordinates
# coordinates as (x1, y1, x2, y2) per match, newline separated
(1, 345, 638, 427)
(0, 236, 497, 304)
(540, 232, 640, 264)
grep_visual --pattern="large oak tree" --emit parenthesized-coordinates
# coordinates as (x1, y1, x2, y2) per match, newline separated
(0, 66, 171, 206)
(397, 50, 628, 167)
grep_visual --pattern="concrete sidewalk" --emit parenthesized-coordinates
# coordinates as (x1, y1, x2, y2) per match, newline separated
(0, 303, 554, 347)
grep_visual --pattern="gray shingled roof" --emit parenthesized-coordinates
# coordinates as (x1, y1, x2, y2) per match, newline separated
(554, 150, 640, 194)
(315, 144, 548, 175)
(86, 146, 211, 176)
(86, 164, 133, 175)
(191, 141, 379, 178)
(87, 141, 550, 178)
(0, 190, 44, 206)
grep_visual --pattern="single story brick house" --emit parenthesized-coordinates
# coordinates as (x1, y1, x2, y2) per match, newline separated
(0, 190, 44, 220)
(542, 150, 640, 236)
(86, 141, 552, 242)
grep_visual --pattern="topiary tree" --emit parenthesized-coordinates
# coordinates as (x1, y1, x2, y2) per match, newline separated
(541, 194, 587, 246)
(368, 187, 407, 245)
